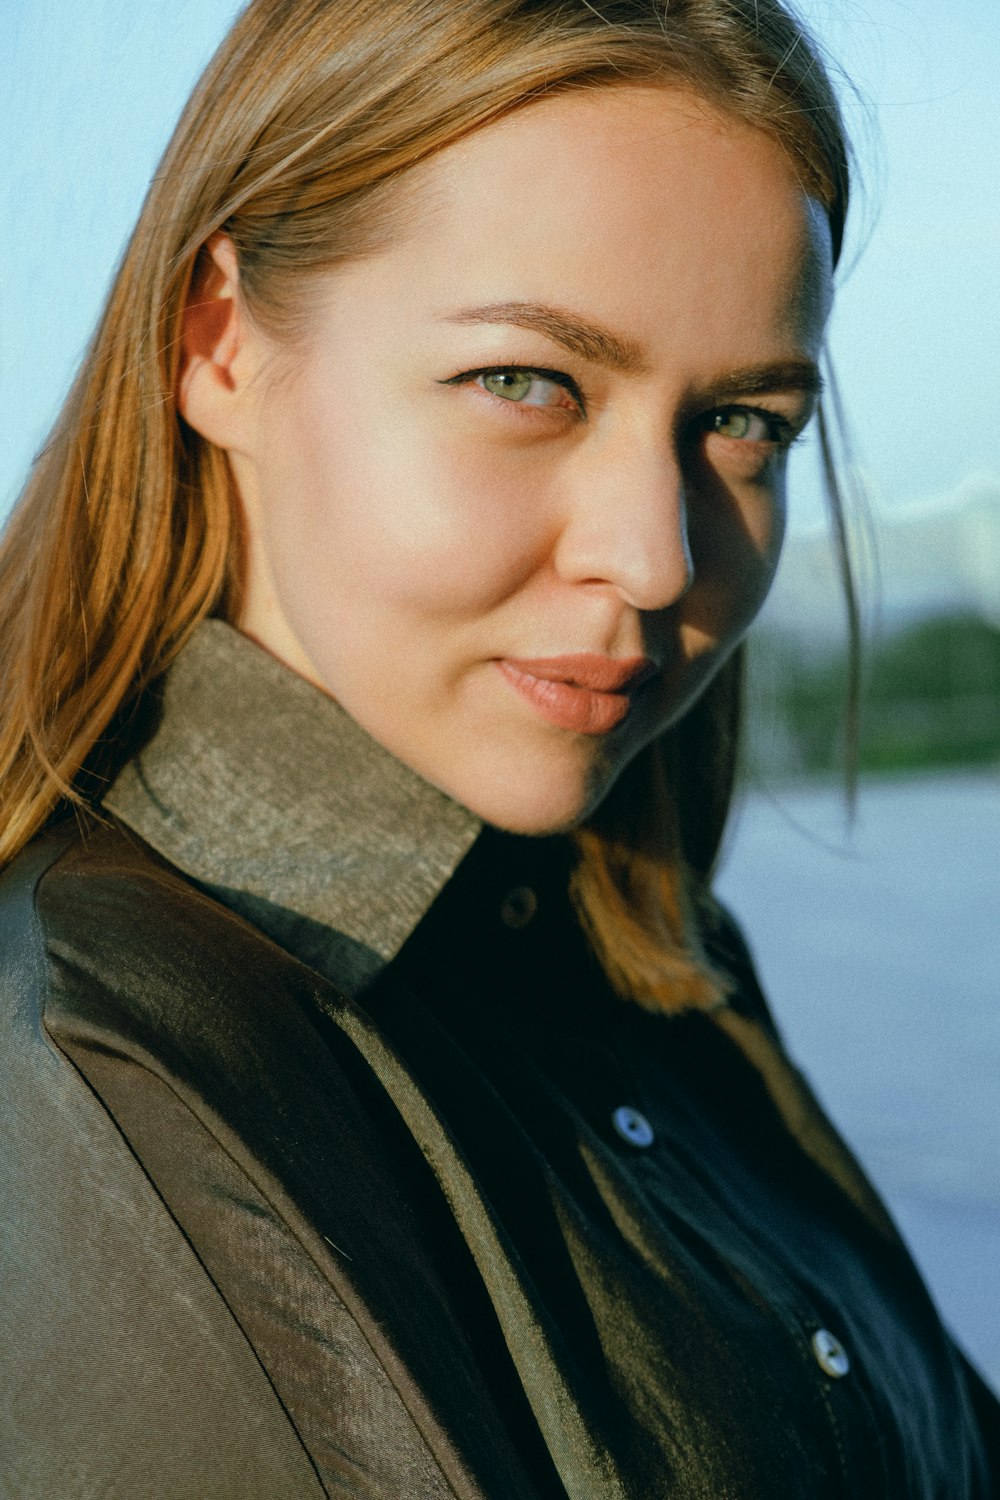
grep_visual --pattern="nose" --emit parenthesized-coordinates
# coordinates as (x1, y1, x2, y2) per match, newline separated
(552, 435, 694, 612)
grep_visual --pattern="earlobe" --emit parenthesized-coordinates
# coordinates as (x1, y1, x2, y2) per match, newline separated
(177, 232, 259, 449)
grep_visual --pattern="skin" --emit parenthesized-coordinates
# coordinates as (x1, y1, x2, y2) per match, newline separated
(179, 85, 833, 834)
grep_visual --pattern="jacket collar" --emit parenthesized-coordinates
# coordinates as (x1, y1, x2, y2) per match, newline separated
(103, 620, 482, 995)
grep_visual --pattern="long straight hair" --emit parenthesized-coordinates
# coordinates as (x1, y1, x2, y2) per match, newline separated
(0, 0, 854, 1011)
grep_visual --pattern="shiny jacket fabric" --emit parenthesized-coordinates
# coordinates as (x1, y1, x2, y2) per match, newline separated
(2, 623, 997, 1497)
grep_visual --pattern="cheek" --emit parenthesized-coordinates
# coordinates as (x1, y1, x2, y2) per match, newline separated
(258, 375, 555, 620)
(684, 476, 786, 642)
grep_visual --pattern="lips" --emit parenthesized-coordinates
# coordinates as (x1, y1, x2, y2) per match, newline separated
(496, 653, 656, 735)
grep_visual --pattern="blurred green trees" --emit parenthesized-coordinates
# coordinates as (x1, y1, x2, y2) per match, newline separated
(748, 613, 1000, 777)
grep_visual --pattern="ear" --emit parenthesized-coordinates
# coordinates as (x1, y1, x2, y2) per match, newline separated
(177, 232, 263, 450)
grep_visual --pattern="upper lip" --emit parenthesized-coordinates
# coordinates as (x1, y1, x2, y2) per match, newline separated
(500, 654, 657, 693)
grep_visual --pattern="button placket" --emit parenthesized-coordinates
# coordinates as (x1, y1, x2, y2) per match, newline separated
(594, 1022, 658, 1152)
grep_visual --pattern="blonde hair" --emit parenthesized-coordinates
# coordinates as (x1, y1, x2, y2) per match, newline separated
(0, 0, 854, 1011)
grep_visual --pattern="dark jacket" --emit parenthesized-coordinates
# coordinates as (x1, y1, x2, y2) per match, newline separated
(2, 623, 997, 1497)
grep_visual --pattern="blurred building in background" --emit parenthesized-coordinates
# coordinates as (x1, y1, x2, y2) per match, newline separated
(747, 474, 1000, 777)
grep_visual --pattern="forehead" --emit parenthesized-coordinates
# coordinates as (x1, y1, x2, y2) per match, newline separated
(385, 84, 833, 356)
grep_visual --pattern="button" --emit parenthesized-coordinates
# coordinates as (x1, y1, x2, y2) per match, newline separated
(811, 1328, 851, 1378)
(611, 1105, 655, 1148)
(500, 886, 537, 929)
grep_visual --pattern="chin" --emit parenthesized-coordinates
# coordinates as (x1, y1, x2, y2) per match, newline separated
(452, 759, 615, 838)
(480, 804, 585, 837)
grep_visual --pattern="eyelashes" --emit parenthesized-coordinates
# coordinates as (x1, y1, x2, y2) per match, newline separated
(441, 363, 805, 450)
(440, 364, 585, 417)
(703, 406, 801, 448)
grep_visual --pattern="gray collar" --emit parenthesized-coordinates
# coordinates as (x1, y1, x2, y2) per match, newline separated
(104, 620, 482, 995)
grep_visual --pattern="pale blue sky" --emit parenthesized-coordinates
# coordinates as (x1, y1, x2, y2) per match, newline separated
(3, 0, 998, 528)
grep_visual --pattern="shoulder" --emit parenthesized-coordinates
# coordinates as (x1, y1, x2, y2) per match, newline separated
(0, 811, 309, 1083)
(1, 807, 257, 968)
(5, 810, 325, 1045)
(22, 810, 280, 981)
(1, 809, 346, 1179)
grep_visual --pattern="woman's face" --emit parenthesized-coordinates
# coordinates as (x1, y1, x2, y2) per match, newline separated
(226, 85, 833, 833)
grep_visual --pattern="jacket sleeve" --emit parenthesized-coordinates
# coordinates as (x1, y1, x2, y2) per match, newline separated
(0, 830, 326, 1500)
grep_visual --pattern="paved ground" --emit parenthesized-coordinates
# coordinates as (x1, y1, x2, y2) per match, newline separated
(715, 769, 1000, 1391)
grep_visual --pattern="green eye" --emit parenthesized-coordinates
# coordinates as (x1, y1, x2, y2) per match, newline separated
(441, 365, 583, 416)
(482, 370, 537, 402)
(713, 409, 755, 439)
(711, 408, 785, 442)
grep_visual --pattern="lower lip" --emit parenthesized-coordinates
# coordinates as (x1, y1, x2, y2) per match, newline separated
(496, 660, 635, 735)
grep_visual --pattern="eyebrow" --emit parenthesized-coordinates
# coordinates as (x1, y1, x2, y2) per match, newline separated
(441, 301, 649, 373)
(691, 361, 825, 408)
(441, 300, 823, 401)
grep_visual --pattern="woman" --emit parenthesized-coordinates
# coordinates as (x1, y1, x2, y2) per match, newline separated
(1, 0, 996, 1494)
